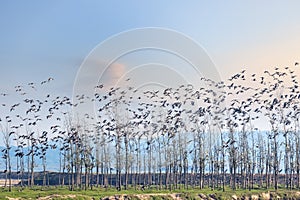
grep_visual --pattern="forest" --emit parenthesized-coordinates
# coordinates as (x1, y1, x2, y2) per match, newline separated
(0, 65, 300, 193)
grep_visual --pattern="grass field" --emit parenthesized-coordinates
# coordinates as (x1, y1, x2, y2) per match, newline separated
(1, 186, 300, 200)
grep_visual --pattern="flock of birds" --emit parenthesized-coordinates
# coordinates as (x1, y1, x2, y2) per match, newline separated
(0, 63, 299, 178)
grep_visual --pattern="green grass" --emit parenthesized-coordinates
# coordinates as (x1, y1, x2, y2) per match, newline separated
(0, 185, 300, 200)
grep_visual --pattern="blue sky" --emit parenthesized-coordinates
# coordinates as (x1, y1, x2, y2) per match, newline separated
(0, 0, 300, 112)
(1, 1, 300, 93)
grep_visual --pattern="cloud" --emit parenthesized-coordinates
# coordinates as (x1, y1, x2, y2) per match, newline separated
(104, 62, 126, 85)
(73, 57, 127, 93)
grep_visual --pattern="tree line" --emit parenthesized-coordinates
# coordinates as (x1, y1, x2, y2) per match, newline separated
(1, 66, 300, 192)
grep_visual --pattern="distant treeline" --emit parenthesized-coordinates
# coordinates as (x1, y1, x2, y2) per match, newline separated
(0, 172, 293, 190)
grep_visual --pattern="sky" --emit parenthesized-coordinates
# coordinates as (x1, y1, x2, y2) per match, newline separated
(1, 1, 300, 91)
(0, 1, 300, 132)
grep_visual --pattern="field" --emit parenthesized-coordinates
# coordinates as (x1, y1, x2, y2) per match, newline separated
(1, 186, 300, 200)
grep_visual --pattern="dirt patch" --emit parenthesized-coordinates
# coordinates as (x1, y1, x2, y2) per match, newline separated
(6, 197, 21, 200)
(102, 194, 180, 200)
(5, 195, 79, 200)
(37, 194, 77, 200)
(260, 192, 270, 200)
(251, 194, 259, 200)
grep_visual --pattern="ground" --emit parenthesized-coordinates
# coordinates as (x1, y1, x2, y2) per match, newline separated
(2, 187, 300, 200)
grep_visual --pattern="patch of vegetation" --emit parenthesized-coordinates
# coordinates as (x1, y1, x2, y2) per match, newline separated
(1, 186, 300, 200)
